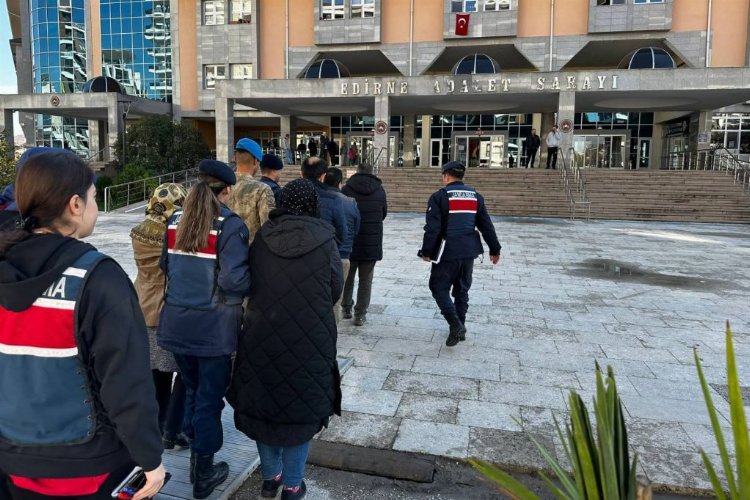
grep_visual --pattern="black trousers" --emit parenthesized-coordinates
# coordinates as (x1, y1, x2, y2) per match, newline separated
(526, 148, 538, 168)
(546, 147, 558, 169)
(428, 258, 474, 320)
(152, 371, 186, 436)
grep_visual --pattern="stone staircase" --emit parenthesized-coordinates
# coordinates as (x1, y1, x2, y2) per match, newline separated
(277, 165, 750, 223)
(579, 170, 750, 223)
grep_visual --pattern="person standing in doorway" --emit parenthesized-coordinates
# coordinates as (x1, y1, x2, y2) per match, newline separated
(308, 138, 318, 158)
(348, 142, 358, 166)
(229, 138, 276, 243)
(297, 140, 307, 164)
(525, 128, 541, 168)
(282, 133, 293, 165)
(341, 163, 387, 326)
(545, 125, 561, 169)
(419, 161, 501, 347)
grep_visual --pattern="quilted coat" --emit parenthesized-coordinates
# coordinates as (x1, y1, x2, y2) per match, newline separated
(227, 210, 344, 447)
(341, 173, 387, 261)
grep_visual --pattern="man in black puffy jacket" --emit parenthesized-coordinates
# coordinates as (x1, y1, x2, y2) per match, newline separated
(341, 163, 387, 326)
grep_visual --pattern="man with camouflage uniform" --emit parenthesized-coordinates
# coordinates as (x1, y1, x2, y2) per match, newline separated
(228, 138, 276, 242)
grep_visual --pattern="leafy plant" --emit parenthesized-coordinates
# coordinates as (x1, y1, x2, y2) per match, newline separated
(0, 131, 17, 188)
(470, 365, 642, 500)
(695, 321, 750, 499)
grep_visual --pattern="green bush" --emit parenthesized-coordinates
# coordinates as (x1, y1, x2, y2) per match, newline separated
(113, 163, 154, 185)
(0, 132, 17, 188)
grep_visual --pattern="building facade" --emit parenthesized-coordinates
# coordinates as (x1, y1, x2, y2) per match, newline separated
(5, 0, 750, 169)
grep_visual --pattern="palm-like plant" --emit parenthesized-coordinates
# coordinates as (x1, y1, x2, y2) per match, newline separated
(470, 365, 644, 500)
(695, 321, 750, 499)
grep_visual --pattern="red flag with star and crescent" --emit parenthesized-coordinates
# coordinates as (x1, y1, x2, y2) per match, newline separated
(455, 13, 470, 36)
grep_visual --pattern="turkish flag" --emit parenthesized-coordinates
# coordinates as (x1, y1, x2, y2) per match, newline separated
(455, 13, 470, 36)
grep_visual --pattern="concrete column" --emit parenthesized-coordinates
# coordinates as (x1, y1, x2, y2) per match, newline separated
(1, 109, 15, 159)
(107, 103, 124, 164)
(373, 94, 390, 170)
(557, 91, 576, 163)
(88, 120, 101, 160)
(280, 115, 297, 165)
(403, 114, 416, 168)
(693, 110, 713, 151)
(216, 98, 235, 163)
(651, 123, 665, 170)
(419, 114, 431, 168)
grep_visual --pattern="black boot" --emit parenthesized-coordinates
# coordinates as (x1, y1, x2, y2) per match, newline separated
(193, 454, 229, 499)
(457, 314, 467, 341)
(444, 315, 466, 347)
(189, 451, 196, 484)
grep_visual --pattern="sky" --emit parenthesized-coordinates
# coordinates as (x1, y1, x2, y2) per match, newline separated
(1, 4, 25, 140)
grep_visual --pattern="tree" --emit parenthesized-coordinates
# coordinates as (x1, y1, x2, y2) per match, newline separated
(0, 132, 17, 189)
(115, 116, 211, 175)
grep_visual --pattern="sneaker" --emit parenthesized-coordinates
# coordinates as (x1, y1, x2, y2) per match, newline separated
(261, 476, 282, 498)
(342, 308, 353, 319)
(281, 481, 307, 500)
(353, 315, 366, 326)
(162, 432, 190, 450)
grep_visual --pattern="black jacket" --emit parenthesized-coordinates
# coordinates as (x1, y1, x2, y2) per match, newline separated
(228, 211, 343, 447)
(341, 173, 388, 261)
(526, 133, 541, 151)
(0, 234, 162, 477)
(0, 210, 19, 232)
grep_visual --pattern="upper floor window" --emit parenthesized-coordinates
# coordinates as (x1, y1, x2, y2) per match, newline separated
(618, 47, 675, 69)
(204, 64, 226, 89)
(451, 0, 477, 12)
(321, 0, 345, 19)
(351, 0, 375, 17)
(483, 0, 510, 10)
(203, 0, 225, 25)
(231, 63, 253, 79)
(597, 0, 625, 4)
(634, 0, 663, 3)
(231, 0, 251, 23)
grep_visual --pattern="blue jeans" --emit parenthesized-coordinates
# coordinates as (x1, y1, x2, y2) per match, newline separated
(173, 354, 232, 455)
(256, 440, 311, 488)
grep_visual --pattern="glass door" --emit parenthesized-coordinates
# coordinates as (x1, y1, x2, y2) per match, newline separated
(453, 134, 506, 167)
(572, 134, 626, 168)
(430, 139, 442, 167)
(638, 139, 651, 169)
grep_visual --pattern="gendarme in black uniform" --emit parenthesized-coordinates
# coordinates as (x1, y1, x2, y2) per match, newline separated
(419, 161, 501, 346)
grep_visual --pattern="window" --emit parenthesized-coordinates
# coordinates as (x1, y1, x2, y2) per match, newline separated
(230, 0, 251, 22)
(484, 0, 510, 10)
(451, 0, 477, 13)
(634, 0, 663, 3)
(204, 64, 226, 89)
(351, 0, 374, 17)
(203, 0, 225, 25)
(230, 63, 252, 79)
(597, 0, 625, 4)
(321, 0, 345, 19)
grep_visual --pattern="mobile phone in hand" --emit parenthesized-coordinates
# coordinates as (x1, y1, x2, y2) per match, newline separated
(110, 467, 171, 499)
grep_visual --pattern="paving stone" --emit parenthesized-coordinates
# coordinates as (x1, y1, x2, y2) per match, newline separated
(457, 400, 521, 431)
(501, 365, 581, 389)
(373, 338, 442, 358)
(479, 380, 568, 410)
(340, 366, 391, 390)
(468, 427, 556, 471)
(620, 393, 730, 426)
(413, 355, 500, 381)
(395, 393, 459, 424)
(316, 411, 401, 449)
(393, 419, 469, 458)
(341, 386, 403, 416)
(383, 370, 479, 400)
(348, 349, 415, 371)
(636, 447, 720, 492)
(681, 422, 736, 457)
(626, 418, 698, 452)
(335, 333, 379, 352)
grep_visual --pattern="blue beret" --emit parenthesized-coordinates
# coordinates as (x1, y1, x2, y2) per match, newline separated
(17, 147, 72, 173)
(235, 138, 263, 161)
(442, 160, 466, 173)
(260, 153, 283, 170)
(198, 159, 236, 186)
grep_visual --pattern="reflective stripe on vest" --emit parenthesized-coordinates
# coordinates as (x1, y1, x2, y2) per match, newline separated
(0, 251, 106, 446)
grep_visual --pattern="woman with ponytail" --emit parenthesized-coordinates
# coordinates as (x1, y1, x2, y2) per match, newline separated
(0, 152, 165, 499)
(158, 160, 250, 499)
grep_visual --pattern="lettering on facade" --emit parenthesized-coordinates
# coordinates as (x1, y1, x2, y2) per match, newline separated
(340, 75, 621, 96)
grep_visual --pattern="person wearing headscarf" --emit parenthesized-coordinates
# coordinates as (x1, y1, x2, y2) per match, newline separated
(228, 178, 342, 500)
(130, 183, 189, 450)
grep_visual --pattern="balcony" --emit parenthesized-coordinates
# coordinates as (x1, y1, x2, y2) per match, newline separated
(588, 0, 672, 33)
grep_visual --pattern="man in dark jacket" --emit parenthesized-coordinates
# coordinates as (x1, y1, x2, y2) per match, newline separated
(302, 157, 347, 250)
(524, 128, 541, 168)
(324, 167, 360, 322)
(420, 161, 501, 347)
(259, 153, 283, 207)
(341, 163, 387, 326)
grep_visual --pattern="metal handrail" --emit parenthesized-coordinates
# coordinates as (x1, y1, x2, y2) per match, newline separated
(103, 167, 199, 212)
(560, 147, 591, 220)
(661, 147, 750, 195)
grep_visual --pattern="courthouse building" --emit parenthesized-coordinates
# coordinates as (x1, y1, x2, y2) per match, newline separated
(4, 0, 750, 170)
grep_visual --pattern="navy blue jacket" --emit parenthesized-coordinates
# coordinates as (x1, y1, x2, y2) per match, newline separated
(260, 176, 282, 208)
(309, 179, 348, 252)
(342, 173, 387, 261)
(420, 181, 501, 261)
(328, 187, 360, 259)
(158, 207, 251, 357)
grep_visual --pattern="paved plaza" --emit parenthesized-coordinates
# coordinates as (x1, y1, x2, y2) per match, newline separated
(91, 211, 750, 495)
